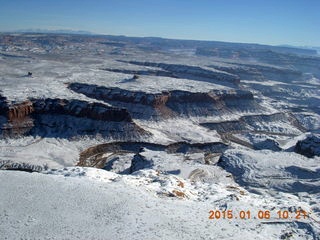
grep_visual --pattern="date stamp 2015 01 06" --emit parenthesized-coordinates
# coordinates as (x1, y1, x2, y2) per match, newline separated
(208, 209, 309, 220)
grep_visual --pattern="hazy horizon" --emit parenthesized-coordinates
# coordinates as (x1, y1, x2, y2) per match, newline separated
(0, 0, 319, 46)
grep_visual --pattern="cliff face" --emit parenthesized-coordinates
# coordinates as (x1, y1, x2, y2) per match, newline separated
(1, 99, 34, 136)
(78, 141, 228, 168)
(101, 67, 175, 78)
(0, 97, 146, 139)
(68, 83, 257, 119)
(201, 112, 305, 135)
(119, 61, 240, 85)
(32, 98, 132, 122)
(69, 83, 171, 107)
(295, 134, 320, 158)
(0, 95, 7, 113)
(197, 47, 320, 78)
(212, 64, 303, 82)
(8, 100, 34, 121)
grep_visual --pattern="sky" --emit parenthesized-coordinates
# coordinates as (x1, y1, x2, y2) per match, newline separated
(0, 0, 319, 46)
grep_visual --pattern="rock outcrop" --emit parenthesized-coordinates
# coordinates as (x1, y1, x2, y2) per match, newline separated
(197, 47, 320, 78)
(0, 95, 9, 134)
(78, 141, 228, 168)
(295, 134, 320, 158)
(253, 139, 281, 151)
(218, 149, 320, 193)
(31, 98, 132, 122)
(69, 83, 170, 107)
(0, 160, 44, 172)
(101, 67, 176, 78)
(8, 100, 34, 121)
(68, 83, 257, 119)
(1, 100, 34, 136)
(2, 98, 132, 122)
(1, 98, 146, 139)
(0, 94, 7, 113)
(211, 63, 303, 82)
(129, 152, 153, 173)
(120, 61, 240, 85)
(201, 112, 305, 134)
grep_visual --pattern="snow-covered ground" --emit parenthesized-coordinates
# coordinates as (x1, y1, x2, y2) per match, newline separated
(136, 118, 222, 144)
(0, 56, 232, 103)
(1, 34, 320, 239)
(0, 144, 319, 239)
(0, 166, 319, 240)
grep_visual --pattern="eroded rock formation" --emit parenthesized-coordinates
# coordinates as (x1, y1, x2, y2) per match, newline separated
(211, 63, 302, 82)
(201, 112, 305, 133)
(119, 60, 240, 85)
(197, 47, 320, 78)
(78, 141, 228, 168)
(8, 100, 34, 121)
(31, 98, 132, 122)
(295, 134, 320, 158)
(68, 83, 257, 119)
(0, 97, 146, 139)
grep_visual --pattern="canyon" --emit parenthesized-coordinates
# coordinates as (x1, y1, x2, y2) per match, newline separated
(0, 33, 319, 239)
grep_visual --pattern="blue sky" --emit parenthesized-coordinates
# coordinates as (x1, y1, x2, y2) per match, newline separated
(0, 0, 319, 46)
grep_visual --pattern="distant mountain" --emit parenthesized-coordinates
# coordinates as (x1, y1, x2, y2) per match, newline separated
(12, 29, 94, 35)
(2, 29, 318, 56)
(278, 44, 320, 55)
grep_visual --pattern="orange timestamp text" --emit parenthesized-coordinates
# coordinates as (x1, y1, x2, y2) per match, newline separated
(208, 209, 309, 220)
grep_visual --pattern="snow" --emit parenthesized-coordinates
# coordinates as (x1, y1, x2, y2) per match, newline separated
(0, 168, 318, 239)
(0, 56, 232, 104)
(0, 137, 78, 168)
(0, 59, 110, 105)
(0, 136, 110, 169)
(1, 142, 319, 238)
(219, 149, 320, 221)
(138, 118, 222, 144)
(293, 113, 320, 131)
(241, 79, 291, 86)
(1, 34, 320, 239)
